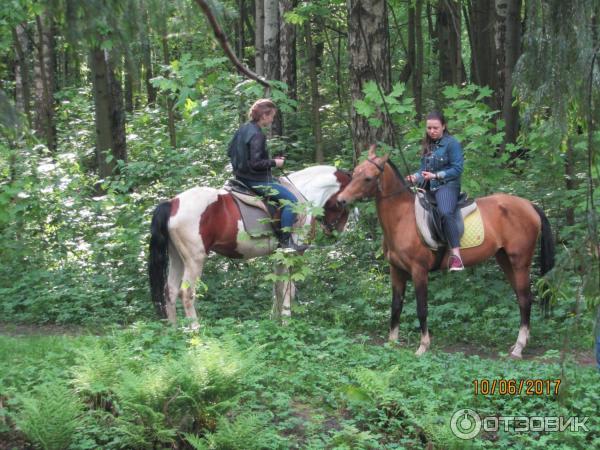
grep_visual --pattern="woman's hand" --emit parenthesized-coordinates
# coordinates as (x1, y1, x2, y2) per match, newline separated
(421, 171, 437, 181)
(406, 174, 417, 183)
(274, 157, 285, 168)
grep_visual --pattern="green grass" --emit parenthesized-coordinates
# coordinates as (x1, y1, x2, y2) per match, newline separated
(0, 318, 597, 449)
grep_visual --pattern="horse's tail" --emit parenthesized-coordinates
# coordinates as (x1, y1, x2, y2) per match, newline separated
(149, 201, 172, 319)
(532, 204, 555, 276)
(532, 204, 555, 314)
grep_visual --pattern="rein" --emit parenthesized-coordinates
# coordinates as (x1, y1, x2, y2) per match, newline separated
(280, 168, 348, 235)
(322, 208, 346, 233)
(367, 158, 410, 200)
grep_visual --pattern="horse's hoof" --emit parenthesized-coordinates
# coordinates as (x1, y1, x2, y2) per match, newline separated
(183, 323, 200, 333)
(415, 346, 428, 356)
(509, 347, 523, 359)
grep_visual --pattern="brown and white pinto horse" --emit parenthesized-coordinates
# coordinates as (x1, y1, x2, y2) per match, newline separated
(149, 165, 351, 328)
(337, 147, 555, 358)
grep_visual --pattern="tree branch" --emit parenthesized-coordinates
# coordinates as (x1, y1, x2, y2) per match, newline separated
(193, 0, 270, 88)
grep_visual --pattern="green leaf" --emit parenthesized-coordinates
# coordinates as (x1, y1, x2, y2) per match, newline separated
(354, 99, 375, 118)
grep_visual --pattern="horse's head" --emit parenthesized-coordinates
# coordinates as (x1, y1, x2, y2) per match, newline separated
(321, 169, 353, 234)
(337, 145, 388, 207)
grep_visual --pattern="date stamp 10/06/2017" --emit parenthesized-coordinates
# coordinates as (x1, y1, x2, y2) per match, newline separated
(472, 378, 561, 396)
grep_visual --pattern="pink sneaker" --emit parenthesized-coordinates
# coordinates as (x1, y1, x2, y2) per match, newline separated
(448, 255, 464, 272)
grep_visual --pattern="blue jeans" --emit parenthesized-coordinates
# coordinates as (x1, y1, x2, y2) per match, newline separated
(242, 180, 298, 229)
(434, 185, 461, 248)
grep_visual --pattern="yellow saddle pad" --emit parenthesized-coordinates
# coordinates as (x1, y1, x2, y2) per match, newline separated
(460, 208, 484, 249)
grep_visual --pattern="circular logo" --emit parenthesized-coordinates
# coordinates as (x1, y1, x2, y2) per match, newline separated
(450, 408, 481, 440)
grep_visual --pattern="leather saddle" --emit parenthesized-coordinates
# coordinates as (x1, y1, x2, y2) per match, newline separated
(223, 179, 279, 237)
(414, 190, 478, 250)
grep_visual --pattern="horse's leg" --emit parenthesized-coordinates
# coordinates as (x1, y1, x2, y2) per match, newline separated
(180, 254, 205, 330)
(388, 266, 408, 342)
(272, 263, 285, 318)
(165, 242, 184, 324)
(272, 263, 295, 321)
(509, 266, 533, 359)
(413, 270, 430, 356)
(497, 249, 533, 358)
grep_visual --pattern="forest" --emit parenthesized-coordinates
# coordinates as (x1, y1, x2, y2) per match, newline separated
(0, 0, 598, 448)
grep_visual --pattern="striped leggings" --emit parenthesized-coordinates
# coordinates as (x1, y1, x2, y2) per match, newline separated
(434, 185, 461, 248)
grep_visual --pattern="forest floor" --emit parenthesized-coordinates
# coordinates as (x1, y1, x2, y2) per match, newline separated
(1, 322, 594, 367)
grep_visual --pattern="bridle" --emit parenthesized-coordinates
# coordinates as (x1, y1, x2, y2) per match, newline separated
(365, 158, 410, 199)
(321, 205, 347, 233)
(321, 169, 353, 233)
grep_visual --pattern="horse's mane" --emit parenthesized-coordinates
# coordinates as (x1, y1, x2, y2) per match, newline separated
(386, 158, 412, 191)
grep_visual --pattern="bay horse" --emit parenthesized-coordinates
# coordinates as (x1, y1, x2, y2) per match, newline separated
(149, 165, 351, 328)
(337, 146, 555, 358)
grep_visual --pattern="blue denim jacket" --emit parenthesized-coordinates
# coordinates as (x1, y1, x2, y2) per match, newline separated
(413, 133, 464, 190)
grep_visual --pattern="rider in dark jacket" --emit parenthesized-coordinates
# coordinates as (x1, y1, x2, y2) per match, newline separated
(229, 99, 308, 252)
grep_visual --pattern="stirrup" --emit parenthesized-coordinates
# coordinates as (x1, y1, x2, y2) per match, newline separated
(279, 234, 309, 253)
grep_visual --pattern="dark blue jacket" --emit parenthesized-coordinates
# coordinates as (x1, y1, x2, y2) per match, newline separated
(414, 133, 464, 190)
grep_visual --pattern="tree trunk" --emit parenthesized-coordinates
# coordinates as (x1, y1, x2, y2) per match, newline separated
(162, 34, 177, 148)
(347, 0, 392, 162)
(141, 5, 157, 105)
(501, 0, 521, 150)
(467, 0, 499, 109)
(495, 0, 507, 111)
(279, 0, 297, 101)
(565, 137, 576, 226)
(406, 3, 416, 84)
(254, 0, 265, 76)
(124, 56, 134, 113)
(263, 0, 279, 78)
(437, 0, 463, 85)
(414, 0, 424, 121)
(109, 58, 127, 165)
(236, 0, 246, 60)
(90, 48, 127, 181)
(13, 23, 32, 127)
(305, 21, 323, 163)
(33, 12, 56, 152)
(264, 0, 282, 135)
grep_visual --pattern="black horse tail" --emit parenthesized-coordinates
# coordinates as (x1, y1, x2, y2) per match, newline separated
(532, 204, 555, 314)
(149, 201, 172, 319)
(532, 204, 555, 276)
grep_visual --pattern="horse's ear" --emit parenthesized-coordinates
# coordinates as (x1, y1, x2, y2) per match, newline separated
(368, 144, 377, 158)
(381, 153, 390, 163)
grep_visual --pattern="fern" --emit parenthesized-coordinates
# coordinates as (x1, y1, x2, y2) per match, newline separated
(15, 382, 84, 450)
(185, 412, 284, 450)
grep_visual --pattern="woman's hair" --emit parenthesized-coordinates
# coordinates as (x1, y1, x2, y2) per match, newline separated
(248, 99, 277, 122)
(421, 110, 449, 155)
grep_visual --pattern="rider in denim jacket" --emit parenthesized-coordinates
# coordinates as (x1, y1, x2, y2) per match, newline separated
(408, 111, 465, 271)
(413, 133, 464, 190)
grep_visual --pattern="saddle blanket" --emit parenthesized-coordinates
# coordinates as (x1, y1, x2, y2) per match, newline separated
(222, 179, 308, 238)
(415, 196, 484, 250)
